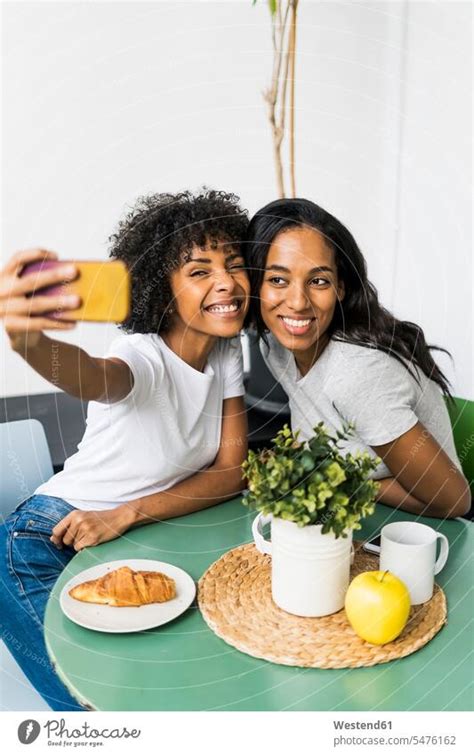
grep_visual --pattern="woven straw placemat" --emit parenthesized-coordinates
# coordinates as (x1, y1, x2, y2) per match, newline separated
(198, 541, 447, 669)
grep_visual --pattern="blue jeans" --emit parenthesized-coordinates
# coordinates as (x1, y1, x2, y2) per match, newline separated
(0, 494, 84, 711)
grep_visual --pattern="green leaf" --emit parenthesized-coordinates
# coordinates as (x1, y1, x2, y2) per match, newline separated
(325, 461, 346, 487)
(300, 451, 315, 472)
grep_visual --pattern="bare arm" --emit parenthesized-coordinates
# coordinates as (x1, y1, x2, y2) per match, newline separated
(11, 332, 133, 403)
(2, 248, 133, 403)
(372, 422, 470, 519)
(375, 477, 437, 513)
(51, 396, 248, 549)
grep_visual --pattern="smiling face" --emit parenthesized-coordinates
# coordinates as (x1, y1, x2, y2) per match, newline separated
(169, 242, 250, 339)
(259, 227, 344, 364)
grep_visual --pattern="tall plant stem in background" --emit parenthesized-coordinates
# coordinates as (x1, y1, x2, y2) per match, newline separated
(288, 0, 298, 197)
(258, 0, 299, 198)
(263, 2, 290, 197)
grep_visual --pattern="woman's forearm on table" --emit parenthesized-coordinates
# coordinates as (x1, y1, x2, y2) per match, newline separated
(376, 477, 453, 517)
(119, 463, 245, 527)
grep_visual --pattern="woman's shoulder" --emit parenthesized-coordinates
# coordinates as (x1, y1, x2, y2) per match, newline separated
(327, 339, 421, 401)
(212, 336, 243, 362)
(328, 338, 417, 372)
(260, 333, 407, 370)
(258, 333, 295, 383)
(328, 338, 385, 360)
(258, 334, 369, 377)
(110, 330, 157, 348)
(106, 332, 165, 367)
(259, 332, 286, 363)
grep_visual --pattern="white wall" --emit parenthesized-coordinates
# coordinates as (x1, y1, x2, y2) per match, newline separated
(1, 1, 472, 397)
(392, 1, 473, 395)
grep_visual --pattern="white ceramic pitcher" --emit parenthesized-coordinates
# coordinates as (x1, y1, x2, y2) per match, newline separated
(252, 513, 353, 617)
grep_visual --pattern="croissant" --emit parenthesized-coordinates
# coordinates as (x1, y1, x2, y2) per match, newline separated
(69, 566, 176, 607)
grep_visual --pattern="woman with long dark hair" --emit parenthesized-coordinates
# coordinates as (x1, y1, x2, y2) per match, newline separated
(245, 198, 470, 519)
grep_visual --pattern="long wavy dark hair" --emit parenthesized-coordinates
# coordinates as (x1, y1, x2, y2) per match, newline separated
(244, 198, 452, 397)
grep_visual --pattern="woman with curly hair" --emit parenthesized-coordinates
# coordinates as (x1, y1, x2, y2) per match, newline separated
(0, 189, 250, 710)
(245, 198, 470, 520)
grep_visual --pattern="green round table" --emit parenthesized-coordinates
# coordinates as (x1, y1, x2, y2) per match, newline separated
(45, 499, 473, 711)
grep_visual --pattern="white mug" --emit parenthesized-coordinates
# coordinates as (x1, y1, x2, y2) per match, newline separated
(376, 521, 449, 605)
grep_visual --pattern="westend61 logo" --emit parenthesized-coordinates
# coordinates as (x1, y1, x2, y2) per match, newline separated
(18, 718, 141, 746)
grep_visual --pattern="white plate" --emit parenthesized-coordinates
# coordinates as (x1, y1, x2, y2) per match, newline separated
(60, 559, 196, 633)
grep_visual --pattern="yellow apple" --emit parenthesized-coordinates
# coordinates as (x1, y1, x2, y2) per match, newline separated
(345, 570, 411, 645)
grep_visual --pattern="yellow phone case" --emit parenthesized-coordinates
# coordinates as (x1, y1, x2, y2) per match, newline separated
(54, 261, 130, 323)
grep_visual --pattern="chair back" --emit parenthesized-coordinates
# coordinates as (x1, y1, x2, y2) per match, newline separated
(0, 419, 53, 520)
(446, 397, 474, 498)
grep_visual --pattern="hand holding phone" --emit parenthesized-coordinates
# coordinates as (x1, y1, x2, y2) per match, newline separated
(0, 249, 80, 345)
(20, 258, 130, 323)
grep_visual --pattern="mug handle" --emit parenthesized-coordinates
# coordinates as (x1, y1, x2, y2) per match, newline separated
(434, 532, 449, 575)
(252, 513, 272, 556)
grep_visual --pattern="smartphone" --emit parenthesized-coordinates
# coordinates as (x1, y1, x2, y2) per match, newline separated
(20, 260, 131, 323)
(362, 534, 381, 555)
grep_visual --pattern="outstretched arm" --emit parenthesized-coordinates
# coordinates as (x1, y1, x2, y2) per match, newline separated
(51, 396, 248, 550)
(2, 248, 133, 403)
(12, 332, 133, 403)
(372, 422, 470, 519)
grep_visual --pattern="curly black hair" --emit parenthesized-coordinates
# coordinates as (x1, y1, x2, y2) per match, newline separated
(109, 188, 248, 334)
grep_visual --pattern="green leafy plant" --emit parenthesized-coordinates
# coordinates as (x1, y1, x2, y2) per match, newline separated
(242, 423, 380, 538)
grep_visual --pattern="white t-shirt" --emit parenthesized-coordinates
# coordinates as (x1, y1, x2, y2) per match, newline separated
(36, 334, 244, 510)
(261, 334, 462, 480)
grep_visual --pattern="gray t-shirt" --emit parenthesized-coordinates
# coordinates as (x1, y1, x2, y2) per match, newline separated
(261, 334, 462, 480)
